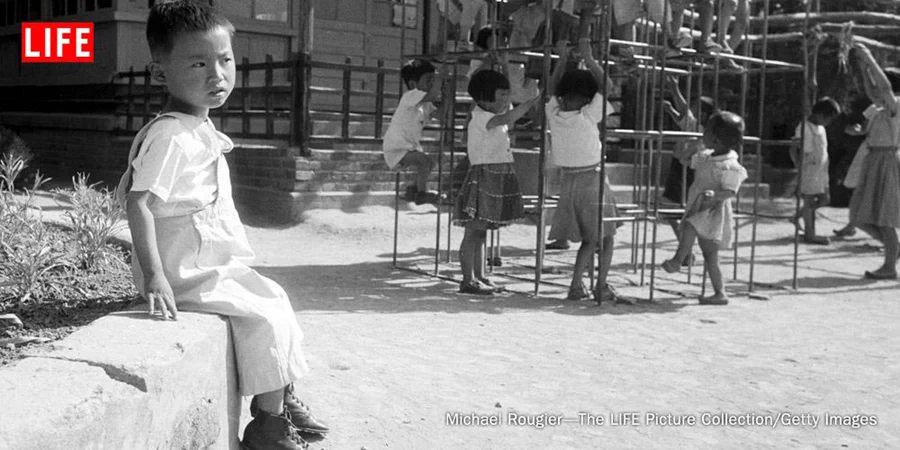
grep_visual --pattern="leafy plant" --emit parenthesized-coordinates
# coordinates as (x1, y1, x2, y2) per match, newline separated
(0, 221, 71, 304)
(55, 173, 126, 271)
(0, 149, 72, 305)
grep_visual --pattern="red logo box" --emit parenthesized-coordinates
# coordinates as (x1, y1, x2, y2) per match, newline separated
(21, 22, 94, 63)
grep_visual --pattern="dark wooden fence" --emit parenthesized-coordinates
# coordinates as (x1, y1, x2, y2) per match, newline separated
(115, 53, 402, 156)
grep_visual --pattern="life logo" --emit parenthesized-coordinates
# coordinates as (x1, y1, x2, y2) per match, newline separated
(21, 22, 94, 63)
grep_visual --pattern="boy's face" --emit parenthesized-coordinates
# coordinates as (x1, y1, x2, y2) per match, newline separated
(414, 73, 436, 92)
(480, 88, 511, 114)
(152, 26, 235, 118)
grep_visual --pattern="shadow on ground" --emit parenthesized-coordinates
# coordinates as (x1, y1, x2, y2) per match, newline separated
(257, 259, 691, 317)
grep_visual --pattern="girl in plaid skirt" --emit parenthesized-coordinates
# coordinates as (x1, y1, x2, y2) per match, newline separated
(456, 69, 541, 295)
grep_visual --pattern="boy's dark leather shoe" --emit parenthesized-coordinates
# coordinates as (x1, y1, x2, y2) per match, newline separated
(241, 410, 309, 450)
(284, 384, 330, 435)
(249, 386, 330, 435)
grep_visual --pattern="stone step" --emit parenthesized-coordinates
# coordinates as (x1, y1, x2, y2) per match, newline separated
(291, 190, 401, 210)
(294, 180, 408, 193)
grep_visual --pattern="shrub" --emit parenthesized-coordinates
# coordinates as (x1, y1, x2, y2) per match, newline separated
(0, 150, 72, 305)
(55, 173, 126, 271)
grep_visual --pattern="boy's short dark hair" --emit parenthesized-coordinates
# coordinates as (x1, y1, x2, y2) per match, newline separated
(468, 69, 510, 103)
(706, 111, 745, 149)
(400, 59, 436, 86)
(811, 97, 840, 118)
(886, 67, 900, 93)
(147, 0, 235, 58)
(555, 70, 598, 100)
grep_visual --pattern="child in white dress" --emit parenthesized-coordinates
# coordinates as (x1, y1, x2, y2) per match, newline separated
(790, 97, 840, 245)
(661, 111, 748, 305)
(119, 2, 326, 449)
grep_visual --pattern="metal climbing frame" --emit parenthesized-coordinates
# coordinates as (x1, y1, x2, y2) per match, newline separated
(392, 0, 812, 298)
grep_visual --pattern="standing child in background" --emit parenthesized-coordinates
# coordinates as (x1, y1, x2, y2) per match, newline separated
(383, 59, 443, 205)
(456, 69, 540, 295)
(545, 36, 621, 303)
(661, 111, 748, 305)
(120, 2, 327, 449)
(790, 97, 840, 245)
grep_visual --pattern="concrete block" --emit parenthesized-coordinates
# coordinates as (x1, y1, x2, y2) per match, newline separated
(1, 310, 240, 450)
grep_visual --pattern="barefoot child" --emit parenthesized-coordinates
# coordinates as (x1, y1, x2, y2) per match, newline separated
(383, 59, 443, 205)
(545, 37, 620, 303)
(118, 2, 327, 448)
(661, 111, 748, 305)
(455, 69, 540, 295)
(790, 97, 840, 245)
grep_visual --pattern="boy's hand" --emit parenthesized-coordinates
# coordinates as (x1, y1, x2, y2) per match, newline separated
(145, 273, 177, 320)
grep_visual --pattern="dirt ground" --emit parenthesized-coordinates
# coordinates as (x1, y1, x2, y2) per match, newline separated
(239, 202, 900, 449)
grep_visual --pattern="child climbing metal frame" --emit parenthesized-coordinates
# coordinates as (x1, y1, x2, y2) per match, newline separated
(391, 0, 811, 299)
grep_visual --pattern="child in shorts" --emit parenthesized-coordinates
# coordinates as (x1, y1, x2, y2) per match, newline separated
(120, 2, 327, 448)
(383, 58, 443, 205)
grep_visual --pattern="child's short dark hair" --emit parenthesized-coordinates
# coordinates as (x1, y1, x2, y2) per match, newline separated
(400, 59, 436, 86)
(811, 97, 840, 118)
(474, 26, 508, 50)
(885, 67, 900, 93)
(468, 70, 510, 103)
(706, 111, 745, 149)
(555, 70, 598, 100)
(147, 0, 235, 58)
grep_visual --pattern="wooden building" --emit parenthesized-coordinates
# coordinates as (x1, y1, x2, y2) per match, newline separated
(0, 1, 439, 220)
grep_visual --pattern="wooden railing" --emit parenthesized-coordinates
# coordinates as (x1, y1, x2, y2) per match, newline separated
(114, 53, 402, 156)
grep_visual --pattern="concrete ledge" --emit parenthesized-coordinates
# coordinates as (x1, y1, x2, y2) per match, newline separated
(0, 309, 240, 450)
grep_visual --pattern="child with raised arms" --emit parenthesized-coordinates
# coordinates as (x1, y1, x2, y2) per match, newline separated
(545, 36, 620, 303)
(661, 111, 749, 305)
(455, 69, 541, 295)
(848, 41, 900, 279)
(119, 1, 327, 448)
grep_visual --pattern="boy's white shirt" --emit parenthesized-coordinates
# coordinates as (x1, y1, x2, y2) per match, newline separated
(383, 88, 434, 152)
(130, 112, 233, 218)
(545, 93, 615, 167)
(468, 105, 514, 165)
